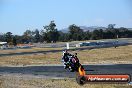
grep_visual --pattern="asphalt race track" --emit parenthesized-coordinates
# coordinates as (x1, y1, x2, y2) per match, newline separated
(0, 64, 132, 80)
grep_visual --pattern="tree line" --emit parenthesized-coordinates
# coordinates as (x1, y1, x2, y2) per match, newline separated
(0, 21, 132, 46)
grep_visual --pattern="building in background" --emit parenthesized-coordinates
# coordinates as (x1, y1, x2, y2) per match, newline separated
(0, 42, 7, 49)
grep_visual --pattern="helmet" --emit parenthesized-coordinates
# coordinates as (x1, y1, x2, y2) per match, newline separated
(64, 49, 68, 53)
(63, 49, 68, 56)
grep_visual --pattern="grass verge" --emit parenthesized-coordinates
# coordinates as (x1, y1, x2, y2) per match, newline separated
(0, 74, 132, 88)
(0, 45, 132, 66)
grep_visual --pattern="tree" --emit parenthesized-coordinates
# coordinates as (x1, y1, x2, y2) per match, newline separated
(91, 29, 100, 40)
(12, 36, 17, 46)
(39, 30, 47, 42)
(83, 30, 91, 40)
(34, 29, 40, 43)
(99, 29, 104, 39)
(105, 24, 117, 39)
(13, 35, 23, 44)
(43, 21, 59, 43)
(113, 28, 119, 38)
(68, 24, 83, 41)
(0, 33, 6, 42)
(5, 32, 13, 44)
(22, 30, 32, 43)
(103, 30, 114, 39)
(108, 24, 116, 29)
(118, 27, 129, 38)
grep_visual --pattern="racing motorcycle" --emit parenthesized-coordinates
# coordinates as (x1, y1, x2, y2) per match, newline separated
(62, 52, 81, 72)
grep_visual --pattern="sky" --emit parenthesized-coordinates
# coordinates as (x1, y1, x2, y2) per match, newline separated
(0, 0, 132, 35)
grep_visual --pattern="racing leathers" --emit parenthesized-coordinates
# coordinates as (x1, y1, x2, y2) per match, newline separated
(62, 51, 72, 69)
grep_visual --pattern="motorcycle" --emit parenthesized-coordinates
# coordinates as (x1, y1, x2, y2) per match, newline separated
(62, 52, 81, 72)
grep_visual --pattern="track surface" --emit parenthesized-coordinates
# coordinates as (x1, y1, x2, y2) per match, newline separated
(0, 64, 132, 80)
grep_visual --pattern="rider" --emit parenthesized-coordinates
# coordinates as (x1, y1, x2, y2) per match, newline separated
(62, 50, 72, 69)
(74, 53, 79, 63)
